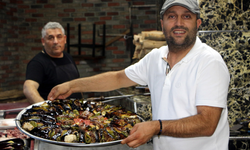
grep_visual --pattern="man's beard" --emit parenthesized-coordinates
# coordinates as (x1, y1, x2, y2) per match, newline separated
(163, 26, 198, 53)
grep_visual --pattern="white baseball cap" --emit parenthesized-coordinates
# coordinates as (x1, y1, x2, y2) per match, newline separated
(160, 0, 200, 19)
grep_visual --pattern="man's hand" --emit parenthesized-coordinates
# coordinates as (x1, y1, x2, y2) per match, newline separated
(121, 121, 159, 148)
(48, 82, 72, 100)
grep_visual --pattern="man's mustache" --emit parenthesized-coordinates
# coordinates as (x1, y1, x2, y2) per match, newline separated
(171, 26, 189, 32)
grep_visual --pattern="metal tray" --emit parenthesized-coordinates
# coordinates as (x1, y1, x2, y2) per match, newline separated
(0, 118, 16, 129)
(15, 100, 144, 147)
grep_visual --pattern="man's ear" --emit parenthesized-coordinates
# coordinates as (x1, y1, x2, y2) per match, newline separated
(41, 38, 45, 46)
(160, 19, 164, 32)
(197, 19, 202, 29)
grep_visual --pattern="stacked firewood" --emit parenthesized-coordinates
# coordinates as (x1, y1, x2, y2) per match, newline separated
(133, 30, 167, 60)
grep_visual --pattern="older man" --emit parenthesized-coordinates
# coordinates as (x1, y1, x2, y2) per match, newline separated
(23, 22, 81, 104)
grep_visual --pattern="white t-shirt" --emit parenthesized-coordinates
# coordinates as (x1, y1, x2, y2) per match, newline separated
(125, 37, 230, 150)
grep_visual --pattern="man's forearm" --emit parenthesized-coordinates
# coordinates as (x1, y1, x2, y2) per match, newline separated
(23, 80, 44, 104)
(23, 87, 44, 103)
(70, 70, 136, 93)
(161, 116, 211, 137)
(160, 106, 222, 137)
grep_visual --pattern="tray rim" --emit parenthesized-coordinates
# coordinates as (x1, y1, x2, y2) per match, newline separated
(15, 100, 143, 147)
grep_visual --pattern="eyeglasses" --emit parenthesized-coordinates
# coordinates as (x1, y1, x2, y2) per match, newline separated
(165, 62, 170, 75)
(162, 57, 171, 76)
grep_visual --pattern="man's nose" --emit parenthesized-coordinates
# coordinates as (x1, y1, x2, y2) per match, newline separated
(53, 37, 59, 43)
(175, 17, 184, 26)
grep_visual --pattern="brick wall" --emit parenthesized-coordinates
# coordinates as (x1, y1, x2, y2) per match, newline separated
(0, 0, 158, 92)
(1, 0, 248, 92)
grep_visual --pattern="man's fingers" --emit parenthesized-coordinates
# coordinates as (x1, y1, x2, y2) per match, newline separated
(48, 86, 63, 100)
(48, 89, 56, 100)
(121, 136, 142, 148)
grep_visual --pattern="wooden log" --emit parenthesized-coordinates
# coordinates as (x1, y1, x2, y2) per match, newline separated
(141, 30, 165, 41)
(0, 90, 25, 101)
(142, 40, 167, 49)
(132, 43, 142, 59)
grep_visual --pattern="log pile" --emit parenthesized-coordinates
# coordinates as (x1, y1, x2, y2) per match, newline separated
(133, 30, 167, 60)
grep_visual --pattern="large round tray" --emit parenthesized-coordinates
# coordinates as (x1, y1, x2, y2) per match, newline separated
(15, 100, 144, 147)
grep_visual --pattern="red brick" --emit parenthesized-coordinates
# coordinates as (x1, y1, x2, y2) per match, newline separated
(34, 39, 41, 43)
(62, 0, 73, 3)
(6, 11, 13, 16)
(94, 21, 105, 25)
(100, 16, 112, 20)
(107, 12, 118, 16)
(22, 60, 30, 64)
(64, 9, 75, 12)
(132, 2, 145, 5)
(1, 65, 9, 70)
(58, 13, 70, 17)
(44, 4, 55, 8)
(82, 3, 93, 7)
(6, 70, 13, 74)
(1, 74, 9, 78)
(111, 67, 124, 71)
(10, 8, 17, 12)
(106, 46, 118, 50)
(145, 20, 156, 24)
(8, 29, 15, 34)
(146, 10, 156, 15)
(0, 79, 5, 83)
(4, 51, 11, 56)
(25, 9, 37, 13)
(32, 14, 44, 17)
(25, 18, 37, 22)
(0, 20, 7, 24)
(101, 0, 112, 2)
(74, 18, 86, 22)
(31, 47, 42, 51)
(82, 31, 92, 34)
(108, 3, 120, 6)
(18, 43, 25, 47)
(36, 0, 48, 3)
(80, 51, 86, 55)
(10, 0, 23, 4)
(26, 35, 37, 39)
(69, 35, 75, 39)
(0, 2, 6, 7)
(81, 39, 92, 44)
(74, 61, 79, 65)
(93, 68, 100, 72)
(113, 50, 124, 54)
(113, 25, 125, 29)
(19, 31, 30, 34)
(85, 13, 94, 17)
(112, 59, 124, 63)
(18, 5, 29, 9)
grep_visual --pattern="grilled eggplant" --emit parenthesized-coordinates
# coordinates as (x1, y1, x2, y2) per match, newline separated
(20, 99, 142, 144)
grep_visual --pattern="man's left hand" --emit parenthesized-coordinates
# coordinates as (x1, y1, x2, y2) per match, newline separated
(121, 121, 159, 148)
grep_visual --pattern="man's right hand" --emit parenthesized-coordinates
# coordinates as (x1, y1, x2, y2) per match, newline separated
(48, 82, 72, 100)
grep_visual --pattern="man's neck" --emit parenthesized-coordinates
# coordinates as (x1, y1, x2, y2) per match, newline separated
(167, 47, 192, 69)
(43, 50, 64, 58)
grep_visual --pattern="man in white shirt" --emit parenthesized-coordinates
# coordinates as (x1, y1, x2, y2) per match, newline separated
(48, 0, 230, 149)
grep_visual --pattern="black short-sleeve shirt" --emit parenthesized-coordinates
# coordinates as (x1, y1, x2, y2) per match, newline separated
(26, 51, 80, 99)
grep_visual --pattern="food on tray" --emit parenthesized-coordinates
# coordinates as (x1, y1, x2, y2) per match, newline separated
(0, 128, 29, 141)
(19, 99, 141, 143)
(0, 138, 25, 150)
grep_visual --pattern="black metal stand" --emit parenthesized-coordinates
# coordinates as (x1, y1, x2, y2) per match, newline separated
(66, 23, 106, 59)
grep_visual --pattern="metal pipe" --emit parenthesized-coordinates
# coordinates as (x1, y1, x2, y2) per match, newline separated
(131, 4, 156, 8)
(198, 30, 250, 33)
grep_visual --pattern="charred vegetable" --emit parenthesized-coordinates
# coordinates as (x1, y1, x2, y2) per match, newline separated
(20, 99, 142, 144)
